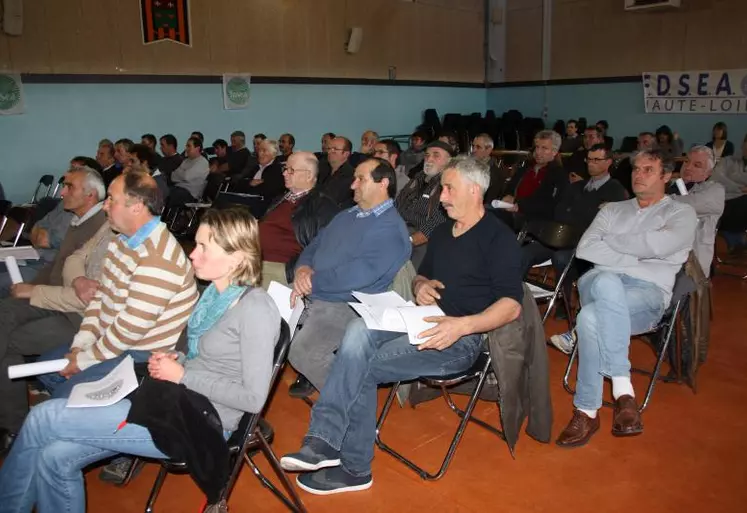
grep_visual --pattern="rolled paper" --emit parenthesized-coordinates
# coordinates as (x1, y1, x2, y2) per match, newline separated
(8, 359, 68, 380)
(5, 256, 23, 284)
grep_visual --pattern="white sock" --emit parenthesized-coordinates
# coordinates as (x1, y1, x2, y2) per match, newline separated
(578, 408, 597, 419)
(612, 376, 635, 400)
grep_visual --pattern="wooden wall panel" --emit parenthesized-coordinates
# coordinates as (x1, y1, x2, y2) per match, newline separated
(0, 0, 485, 82)
(505, 0, 542, 82)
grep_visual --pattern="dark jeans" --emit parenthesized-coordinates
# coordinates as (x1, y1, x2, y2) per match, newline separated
(305, 319, 483, 476)
(0, 298, 81, 432)
(37, 344, 151, 399)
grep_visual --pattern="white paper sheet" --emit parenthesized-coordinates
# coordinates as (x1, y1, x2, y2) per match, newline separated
(490, 200, 515, 210)
(5, 256, 23, 284)
(0, 246, 40, 262)
(67, 355, 138, 408)
(348, 291, 445, 345)
(7, 358, 68, 379)
(267, 281, 305, 337)
(675, 178, 688, 196)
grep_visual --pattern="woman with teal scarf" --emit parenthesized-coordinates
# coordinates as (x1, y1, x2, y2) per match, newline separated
(0, 207, 282, 513)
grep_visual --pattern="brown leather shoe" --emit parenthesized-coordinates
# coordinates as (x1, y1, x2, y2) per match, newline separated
(612, 395, 643, 437)
(556, 410, 600, 448)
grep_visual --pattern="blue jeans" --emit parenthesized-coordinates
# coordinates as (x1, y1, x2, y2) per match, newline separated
(0, 398, 166, 513)
(306, 319, 484, 477)
(573, 270, 666, 411)
(36, 344, 151, 399)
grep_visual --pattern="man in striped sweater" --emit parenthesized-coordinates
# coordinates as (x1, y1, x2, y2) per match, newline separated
(37, 171, 198, 397)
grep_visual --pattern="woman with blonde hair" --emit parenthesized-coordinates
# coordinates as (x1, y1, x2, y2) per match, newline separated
(0, 207, 281, 513)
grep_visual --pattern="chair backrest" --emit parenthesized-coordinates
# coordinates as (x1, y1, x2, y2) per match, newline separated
(30, 174, 55, 203)
(0, 206, 35, 246)
(51, 175, 66, 198)
(527, 220, 582, 250)
(227, 323, 290, 447)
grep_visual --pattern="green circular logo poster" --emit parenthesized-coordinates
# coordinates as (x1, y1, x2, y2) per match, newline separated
(0, 75, 21, 111)
(226, 77, 250, 106)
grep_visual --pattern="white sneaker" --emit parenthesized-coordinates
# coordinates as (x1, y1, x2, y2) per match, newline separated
(549, 330, 576, 354)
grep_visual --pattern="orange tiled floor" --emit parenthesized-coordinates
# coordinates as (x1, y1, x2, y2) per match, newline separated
(84, 272, 747, 513)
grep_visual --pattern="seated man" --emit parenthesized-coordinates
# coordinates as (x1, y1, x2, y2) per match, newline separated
(556, 150, 696, 448)
(612, 131, 657, 197)
(279, 133, 296, 161)
(711, 134, 747, 252)
(564, 125, 604, 182)
(225, 139, 285, 217)
(400, 129, 428, 178)
(497, 130, 568, 227)
(372, 139, 408, 195)
(317, 136, 356, 208)
(521, 143, 627, 284)
(349, 130, 378, 168)
(168, 136, 210, 207)
(395, 141, 452, 269)
(287, 158, 410, 398)
(96, 140, 119, 188)
(259, 152, 339, 287)
(0, 166, 108, 296)
(158, 134, 184, 184)
(0, 220, 113, 454)
(559, 119, 583, 153)
(128, 143, 169, 202)
(671, 146, 725, 276)
(472, 133, 513, 204)
(280, 156, 523, 494)
(37, 171, 198, 399)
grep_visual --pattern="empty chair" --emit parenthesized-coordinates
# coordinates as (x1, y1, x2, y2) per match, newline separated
(29, 174, 54, 204)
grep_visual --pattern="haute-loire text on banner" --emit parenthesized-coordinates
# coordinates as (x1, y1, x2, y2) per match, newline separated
(642, 69, 747, 114)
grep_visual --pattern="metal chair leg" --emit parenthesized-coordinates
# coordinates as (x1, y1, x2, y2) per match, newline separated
(638, 302, 681, 412)
(144, 465, 169, 513)
(250, 429, 308, 513)
(375, 360, 498, 481)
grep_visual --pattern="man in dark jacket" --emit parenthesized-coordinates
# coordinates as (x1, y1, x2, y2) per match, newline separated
(226, 139, 285, 217)
(317, 136, 356, 209)
(520, 144, 628, 278)
(259, 152, 339, 287)
(495, 130, 568, 228)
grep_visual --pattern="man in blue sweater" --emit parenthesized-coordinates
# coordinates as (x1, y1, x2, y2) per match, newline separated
(288, 157, 411, 397)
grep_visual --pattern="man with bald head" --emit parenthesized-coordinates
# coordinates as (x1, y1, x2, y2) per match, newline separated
(318, 136, 356, 208)
(36, 171, 198, 400)
(350, 130, 379, 167)
(259, 152, 339, 287)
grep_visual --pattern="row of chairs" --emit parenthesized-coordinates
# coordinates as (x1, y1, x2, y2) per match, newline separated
(0, 174, 66, 247)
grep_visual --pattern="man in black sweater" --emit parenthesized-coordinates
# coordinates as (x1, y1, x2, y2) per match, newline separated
(520, 143, 628, 281)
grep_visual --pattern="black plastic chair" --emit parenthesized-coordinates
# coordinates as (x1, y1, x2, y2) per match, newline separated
(562, 272, 695, 412)
(143, 320, 307, 513)
(517, 221, 583, 324)
(0, 206, 35, 247)
(51, 175, 66, 198)
(375, 350, 504, 481)
(30, 175, 54, 204)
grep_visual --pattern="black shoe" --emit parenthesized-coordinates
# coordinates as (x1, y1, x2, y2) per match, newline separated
(280, 437, 341, 472)
(98, 457, 145, 485)
(0, 429, 17, 458)
(296, 467, 372, 495)
(289, 375, 316, 399)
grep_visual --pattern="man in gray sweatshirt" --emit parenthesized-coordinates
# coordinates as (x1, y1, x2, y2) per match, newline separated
(556, 149, 696, 449)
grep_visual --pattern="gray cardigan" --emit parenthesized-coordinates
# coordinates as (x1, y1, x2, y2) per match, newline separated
(577, 196, 697, 305)
(673, 180, 725, 277)
(180, 287, 281, 431)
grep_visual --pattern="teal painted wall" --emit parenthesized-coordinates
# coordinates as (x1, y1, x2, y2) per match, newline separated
(0, 82, 487, 203)
(488, 82, 747, 154)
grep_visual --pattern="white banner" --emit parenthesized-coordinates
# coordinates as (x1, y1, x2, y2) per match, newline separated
(643, 69, 747, 114)
(0, 74, 25, 116)
(222, 74, 251, 110)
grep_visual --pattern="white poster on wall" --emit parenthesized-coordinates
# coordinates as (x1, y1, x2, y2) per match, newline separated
(0, 74, 25, 116)
(642, 69, 747, 114)
(222, 74, 251, 110)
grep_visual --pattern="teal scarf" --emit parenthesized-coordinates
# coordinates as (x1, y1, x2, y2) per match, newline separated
(186, 283, 247, 360)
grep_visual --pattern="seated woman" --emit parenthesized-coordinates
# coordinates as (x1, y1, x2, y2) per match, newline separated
(0, 206, 281, 513)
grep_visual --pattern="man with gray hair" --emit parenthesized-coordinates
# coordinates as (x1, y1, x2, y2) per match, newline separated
(671, 145, 725, 276)
(0, 166, 108, 454)
(711, 134, 747, 252)
(259, 151, 339, 287)
(497, 130, 567, 225)
(472, 133, 512, 204)
(228, 138, 286, 216)
(280, 155, 524, 495)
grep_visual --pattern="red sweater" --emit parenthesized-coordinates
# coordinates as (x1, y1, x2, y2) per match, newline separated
(259, 200, 302, 263)
(516, 165, 549, 199)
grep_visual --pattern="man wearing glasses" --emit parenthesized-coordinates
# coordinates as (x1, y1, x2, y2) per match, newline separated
(557, 149, 696, 448)
(318, 136, 356, 208)
(259, 152, 339, 288)
(372, 139, 409, 195)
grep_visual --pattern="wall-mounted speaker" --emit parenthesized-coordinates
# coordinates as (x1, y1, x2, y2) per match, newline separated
(346, 27, 363, 54)
(2, 0, 23, 36)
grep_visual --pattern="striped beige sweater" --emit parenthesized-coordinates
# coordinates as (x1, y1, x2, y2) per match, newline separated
(71, 221, 198, 370)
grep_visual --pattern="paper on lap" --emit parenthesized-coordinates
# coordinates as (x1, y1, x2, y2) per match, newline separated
(267, 281, 305, 337)
(7, 358, 67, 379)
(67, 355, 138, 408)
(349, 291, 445, 345)
(0, 246, 40, 262)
